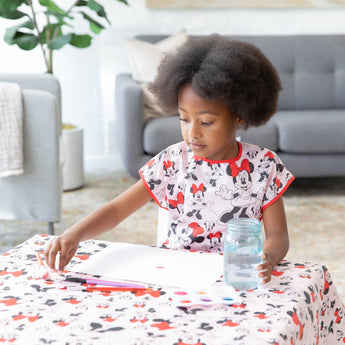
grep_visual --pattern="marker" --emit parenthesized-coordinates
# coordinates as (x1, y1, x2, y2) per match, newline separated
(36, 252, 44, 266)
(36, 252, 49, 279)
(62, 285, 152, 292)
(84, 286, 153, 292)
(64, 277, 146, 289)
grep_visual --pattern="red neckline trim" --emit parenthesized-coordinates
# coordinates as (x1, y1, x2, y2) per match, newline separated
(192, 141, 242, 164)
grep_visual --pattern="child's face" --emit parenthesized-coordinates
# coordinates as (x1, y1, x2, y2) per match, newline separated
(178, 83, 242, 161)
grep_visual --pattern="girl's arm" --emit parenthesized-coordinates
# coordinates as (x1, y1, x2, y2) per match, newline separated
(45, 179, 152, 271)
(259, 197, 289, 283)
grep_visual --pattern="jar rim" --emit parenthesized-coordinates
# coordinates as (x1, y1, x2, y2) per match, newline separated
(227, 218, 261, 232)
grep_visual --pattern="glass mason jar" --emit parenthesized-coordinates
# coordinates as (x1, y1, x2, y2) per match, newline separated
(223, 218, 263, 290)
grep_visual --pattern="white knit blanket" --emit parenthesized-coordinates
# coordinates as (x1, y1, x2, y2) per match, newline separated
(0, 82, 24, 181)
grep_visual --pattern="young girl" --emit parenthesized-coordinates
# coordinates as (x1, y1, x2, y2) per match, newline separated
(45, 34, 294, 284)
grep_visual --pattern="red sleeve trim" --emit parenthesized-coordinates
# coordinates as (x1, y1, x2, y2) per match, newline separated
(261, 176, 295, 213)
(138, 169, 168, 210)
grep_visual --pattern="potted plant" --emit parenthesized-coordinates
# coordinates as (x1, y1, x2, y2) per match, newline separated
(0, 0, 128, 190)
(0, 0, 128, 73)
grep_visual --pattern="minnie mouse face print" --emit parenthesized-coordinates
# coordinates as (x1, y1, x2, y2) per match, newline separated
(207, 162, 223, 187)
(163, 160, 179, 196)
(186, 183, 207, 219)
(216, 159, 264, 222)
(166, 221, 206, 250)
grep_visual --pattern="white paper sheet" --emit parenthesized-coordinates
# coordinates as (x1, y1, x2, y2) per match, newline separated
(73, 242, 223, 289)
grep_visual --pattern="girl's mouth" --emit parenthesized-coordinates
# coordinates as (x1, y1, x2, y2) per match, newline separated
(189, 142, 206, 151)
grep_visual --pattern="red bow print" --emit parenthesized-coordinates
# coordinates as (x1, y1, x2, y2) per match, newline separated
(150, 321, 176, 330)
(264, 151, 274, 159)
(229, 159, 250, 177)
(168, 192, 184, 208)
(209, 231, 221, 239)
(163, 161, 173, 170)
(188, 222, 204, 237)
(191, 183, 205, 194)
(275, 178, 282, 188)
(0, 269, 24, 277)
(131, 317, 148, 323)
(334, 309, 342, 324)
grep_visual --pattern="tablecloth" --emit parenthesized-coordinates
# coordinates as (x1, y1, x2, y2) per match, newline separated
(0, 234, 344, 344)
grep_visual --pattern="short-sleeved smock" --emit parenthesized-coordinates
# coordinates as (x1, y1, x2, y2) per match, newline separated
(139, 141, 294, 252)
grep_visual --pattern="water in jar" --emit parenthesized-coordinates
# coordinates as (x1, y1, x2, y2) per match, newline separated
(224, 244, 263, 290)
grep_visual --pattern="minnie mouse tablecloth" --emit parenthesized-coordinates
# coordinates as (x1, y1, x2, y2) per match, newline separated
(0, 234, 344, 344)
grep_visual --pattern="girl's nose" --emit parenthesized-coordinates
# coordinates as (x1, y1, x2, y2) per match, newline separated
(188, 122, 201, 139)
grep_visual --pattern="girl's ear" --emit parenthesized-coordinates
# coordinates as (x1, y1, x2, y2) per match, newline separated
(236, 117, 244, 130)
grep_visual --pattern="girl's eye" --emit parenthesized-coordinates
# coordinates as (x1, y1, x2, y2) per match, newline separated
(201, 121, 212, 126)
(179, 117, 188, 122)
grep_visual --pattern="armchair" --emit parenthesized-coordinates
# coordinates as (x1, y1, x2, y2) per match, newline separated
(0, 73, 62, 235)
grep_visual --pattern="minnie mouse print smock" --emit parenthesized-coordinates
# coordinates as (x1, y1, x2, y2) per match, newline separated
(139, 140, 294, 252)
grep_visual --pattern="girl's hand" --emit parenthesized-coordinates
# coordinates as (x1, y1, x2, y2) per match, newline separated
(45, 233, 80, 272)
(258, 253, 273, 284)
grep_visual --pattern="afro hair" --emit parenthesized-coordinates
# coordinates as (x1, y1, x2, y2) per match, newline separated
(149, 34, 282, 129)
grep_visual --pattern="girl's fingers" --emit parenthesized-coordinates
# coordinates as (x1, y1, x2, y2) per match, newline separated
(45, 240, 60, 270)
(263, 275, 271, 283)
(45, 235, 79, 272)
(258, 254, 272, 283)
(58, 247, 76, 272)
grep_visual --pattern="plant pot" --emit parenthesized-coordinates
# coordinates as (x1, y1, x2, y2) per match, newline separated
(62, 125, 84, 191)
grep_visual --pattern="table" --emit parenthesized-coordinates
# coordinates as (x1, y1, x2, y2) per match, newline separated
(1, 234, 344, 344)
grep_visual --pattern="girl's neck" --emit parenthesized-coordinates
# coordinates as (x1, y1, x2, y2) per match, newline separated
(192, 141, 242, 163)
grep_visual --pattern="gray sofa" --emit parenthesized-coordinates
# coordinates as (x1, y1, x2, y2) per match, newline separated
(0, 73, 62, 235)
(116, 34, 345, 179)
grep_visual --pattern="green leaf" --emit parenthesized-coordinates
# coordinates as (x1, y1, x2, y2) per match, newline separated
(0, 0, 25, 11)
(39, 0, 65, 14)
(90, 21, 103, 34)
(115, 0, 128, 5)
(75, 0, 88, 6)
(87, 0, 109, 24)
(81, 12, 105, 34)
(0, 9, 27, 19)
(40, 23, 62, 43)
(4, 27, 18, 45)
(11, 32, 39, 50)
(45, 10, 73, 21)
(43, 18, 72, 30)
(70, 34, 92, 48)
(47, 33, 72, 49)
(4, 20, 34, 44)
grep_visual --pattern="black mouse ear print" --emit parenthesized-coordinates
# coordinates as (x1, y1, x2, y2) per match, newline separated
(227, 162, 239, 177)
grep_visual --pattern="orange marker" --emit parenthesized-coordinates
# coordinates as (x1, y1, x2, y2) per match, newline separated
(36, 252, 49, 279)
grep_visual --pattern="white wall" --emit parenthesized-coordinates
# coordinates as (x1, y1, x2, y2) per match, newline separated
(1, 0, 345, 172)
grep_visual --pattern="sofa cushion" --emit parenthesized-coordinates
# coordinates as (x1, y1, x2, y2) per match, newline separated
(236, 120, 278, 152)
(125, 29, 188, 83)
(141, 84, 177, 120)
(126, 30, 188, 120)
(273, 110, 345, 153)
(143, 115, 182, 155)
